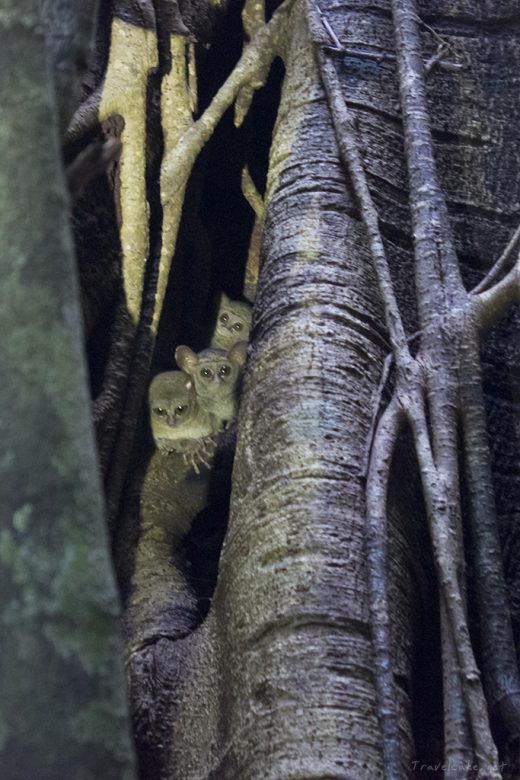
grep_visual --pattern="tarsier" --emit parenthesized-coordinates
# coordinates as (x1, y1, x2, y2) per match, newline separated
(175, 341, 248, 431)
(148, 295, 249, 468)
(210, 293, 252, 350)
(148, 371, 218, 470)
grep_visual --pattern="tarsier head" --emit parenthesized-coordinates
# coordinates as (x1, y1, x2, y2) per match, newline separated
(175, 342, 248, 423)
(149, 371, 197, 430)
(210, 293, 252, 350)
(175, 342, 247, 396)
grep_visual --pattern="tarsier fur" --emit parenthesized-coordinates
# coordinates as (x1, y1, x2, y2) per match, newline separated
(175, 341, 248, 430)
(210, 292, 252, 350)
(148, 295, 249, 468)
(148, 371, 219, 469)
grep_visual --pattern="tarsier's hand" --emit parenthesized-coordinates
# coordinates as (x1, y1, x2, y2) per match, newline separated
(155, 437, 177, 453)
(181, 435, 218, 474)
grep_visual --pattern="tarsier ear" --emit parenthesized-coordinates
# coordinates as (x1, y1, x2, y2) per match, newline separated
(175, 346, 199, 375)
(220, 291, 230, 305)
(227, 340, 248, 368)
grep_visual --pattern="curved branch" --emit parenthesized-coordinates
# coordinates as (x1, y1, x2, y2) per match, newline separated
(474, 261, 520, 333)
(471, 223, 520, 295)
(161, 0, 291, 203)
(241, 165, 265, 220)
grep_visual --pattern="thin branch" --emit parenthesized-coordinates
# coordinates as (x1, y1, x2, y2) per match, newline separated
(325, 45, 396, 62)
(242, 166, 264, 301)
(363, 330, 423, 478)
(161, 0, 291, 202)
(315, 2, 342, 50)
(235, 0, 267, 127)
(362, 352, 394, 479)
(424, 43, 465, 75)
(407, 395, 500, 775)
(306, 0, 410, 364)
(365, 398, 406, 780)
(474, 261, 520, 333)
(241, 165, 265, 220)
(439, 600, 474, 770)
(390, 0, 464, 329)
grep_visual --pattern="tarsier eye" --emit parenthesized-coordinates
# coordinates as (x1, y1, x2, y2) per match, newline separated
(201, 367, 213, 378)
(153, 407, 166, 417)
(175, 405, 187, 415)
(219, 365, 231, 377)
(219, 313, 229, 324)
(233, 322, 243, 331)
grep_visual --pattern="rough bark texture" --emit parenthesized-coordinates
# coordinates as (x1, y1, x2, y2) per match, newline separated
(0, 4, 135, 779)
(109, 0, 520, 775)
(166, 4, 417, 776)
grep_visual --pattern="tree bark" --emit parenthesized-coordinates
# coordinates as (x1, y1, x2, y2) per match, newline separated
(167, 4, 417, 775)
(0, 4, 135, 778)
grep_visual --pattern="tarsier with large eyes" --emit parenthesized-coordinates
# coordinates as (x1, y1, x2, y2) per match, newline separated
(210, 293, 252, 350)
(148, 371, 219, 469)
(148, 294, 249, 469)
(175, 341, 248, 430)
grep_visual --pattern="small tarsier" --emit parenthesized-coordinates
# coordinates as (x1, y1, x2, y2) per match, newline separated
(148, 371, 218, 471)
(210, 293, 252, 351)
(175, 341, 248, 430)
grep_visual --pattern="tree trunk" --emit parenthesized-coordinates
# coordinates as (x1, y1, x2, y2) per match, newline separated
(166, 4, 417, 775)
(0, 4, 135, 778)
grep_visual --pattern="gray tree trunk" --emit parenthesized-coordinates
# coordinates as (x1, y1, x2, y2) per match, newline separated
(167, 4, 412, 776)
(0, 3, 135, 779)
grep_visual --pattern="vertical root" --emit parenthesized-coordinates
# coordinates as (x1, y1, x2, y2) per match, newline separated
(366, 398, 406, 779)
(408, 397, 500, 774)
(460, 327, 520, 741)
(439, 600, 474, 769)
